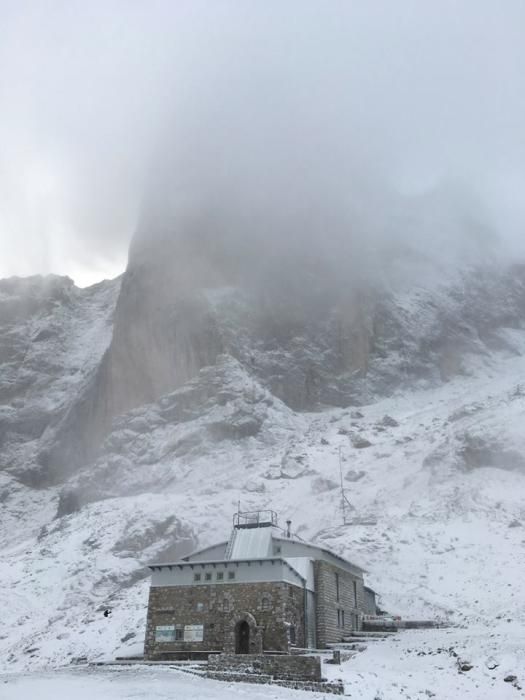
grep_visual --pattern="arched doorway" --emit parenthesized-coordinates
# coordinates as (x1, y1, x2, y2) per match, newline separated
(235, 620, 250, 654)
(225, 611, 262, 654)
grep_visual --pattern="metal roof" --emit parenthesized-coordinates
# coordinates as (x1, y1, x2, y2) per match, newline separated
(272, 535, 367, 574)
(228, 525, 273, 560)
(180, 541, 228, 561)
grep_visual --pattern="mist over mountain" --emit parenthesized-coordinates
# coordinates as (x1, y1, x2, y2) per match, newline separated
(1, 3, 525, 693)
(1, 1, 525, 282)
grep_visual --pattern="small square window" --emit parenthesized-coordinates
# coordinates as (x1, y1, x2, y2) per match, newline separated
(194, 573, 201, 582)
(196, 602, 205, 612)
(205, 572, 212, 581)
(216, 571, 224, 581)
(228, 571, 235, 580)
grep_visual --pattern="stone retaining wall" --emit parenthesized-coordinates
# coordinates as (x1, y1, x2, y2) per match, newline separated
(208, 653, 322, 681)
(206, 670, 344, 695)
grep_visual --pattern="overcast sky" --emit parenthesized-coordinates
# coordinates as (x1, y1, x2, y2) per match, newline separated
(1, 1, 524, 286)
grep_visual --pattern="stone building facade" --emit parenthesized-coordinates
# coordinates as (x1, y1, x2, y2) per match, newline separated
(143, 510, 375, 658)
(144, 579, 305, 657)
(314, 560, 365, 648)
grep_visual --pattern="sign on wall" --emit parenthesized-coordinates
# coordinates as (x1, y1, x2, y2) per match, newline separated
(155, 625, 175, 642)
(184, 624, 204, 642)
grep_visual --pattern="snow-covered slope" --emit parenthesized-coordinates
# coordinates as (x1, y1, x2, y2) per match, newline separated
(2, 336, 525, 671)
(0, 275, 120, 487)
(1, 260, 524, 696)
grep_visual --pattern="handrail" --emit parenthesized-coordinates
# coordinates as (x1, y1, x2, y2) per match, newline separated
(233, 510, 278, 528)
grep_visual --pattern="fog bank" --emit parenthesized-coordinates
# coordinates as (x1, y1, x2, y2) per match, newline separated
(1, 1, 524, 284)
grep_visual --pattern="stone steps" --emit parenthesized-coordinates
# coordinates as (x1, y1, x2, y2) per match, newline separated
(326, 643, 367, 651)
(206, 670, 344, 694)
(170, 663, 208, 677)
(93, 660, 208, 677)
(339, 637, 385, 644)
(344, 630, 397, 638)
(207, 670, 274, 684)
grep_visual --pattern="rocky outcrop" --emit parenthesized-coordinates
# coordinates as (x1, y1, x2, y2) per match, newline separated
(0, 275, 120, 485)
(4, 225, 525, 489)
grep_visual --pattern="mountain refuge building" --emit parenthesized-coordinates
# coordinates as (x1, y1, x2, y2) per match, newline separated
(144, 510, 376, 658)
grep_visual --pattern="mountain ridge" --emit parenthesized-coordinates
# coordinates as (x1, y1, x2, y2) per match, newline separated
(1, 249, 525, 670)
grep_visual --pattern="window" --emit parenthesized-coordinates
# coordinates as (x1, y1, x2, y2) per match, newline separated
(223, 598, 230, 612)
(228, 570, 235, 580)
(289, 586, 295, 599)
(289, 625, 296, 645)
(341, 610, 345, 628)
(335, 573, 340, 602)
(337, 609, 345, 628)
(353, 580, 358, 607)
(194, 573, 201, 582)
(261, 596, 270, 611)
(216, 571, 224, 581)
(204, 572, 212, 582)
(196, 602, 205, 612)
(174, 625, 184, 641)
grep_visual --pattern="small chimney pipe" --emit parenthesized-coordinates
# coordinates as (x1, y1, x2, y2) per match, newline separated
(286, 519, 292, 539)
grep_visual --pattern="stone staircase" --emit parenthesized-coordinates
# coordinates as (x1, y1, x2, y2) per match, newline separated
(206, 669, 344, 694)
(206, 654, 344, 695)
(322, 629, 398, 657)
(99, 659, 208, 677)
(341, 630, 397, 643)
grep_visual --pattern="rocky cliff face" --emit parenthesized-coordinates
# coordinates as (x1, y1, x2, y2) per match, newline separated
(87, 223, 525, 425)
(4, 226, 525, 487)
(2, 230, 525, 670)
(0, 275, 120, 486)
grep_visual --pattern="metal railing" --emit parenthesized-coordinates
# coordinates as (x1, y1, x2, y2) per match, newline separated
(232, 510, 278, 529)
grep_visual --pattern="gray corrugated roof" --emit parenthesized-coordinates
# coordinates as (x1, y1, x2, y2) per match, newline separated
(181, 541, 228, 561)
(272, 535, 367, 574)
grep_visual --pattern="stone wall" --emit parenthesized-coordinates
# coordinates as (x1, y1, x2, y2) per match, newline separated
(314, 560, 364, 647)
(144, 580, 305, 658)
(206, 671, 344, 695)
(206, 654, 344, 695)
(207, 653, 322, 680)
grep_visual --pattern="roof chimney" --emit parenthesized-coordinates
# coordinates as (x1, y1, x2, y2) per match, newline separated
(286, 519, 292, 539)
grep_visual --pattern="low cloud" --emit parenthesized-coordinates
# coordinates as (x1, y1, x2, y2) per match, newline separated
(1, 1, 524, 285)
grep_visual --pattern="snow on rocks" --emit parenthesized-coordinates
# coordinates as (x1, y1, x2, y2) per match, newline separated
(2, 267, 525, 700)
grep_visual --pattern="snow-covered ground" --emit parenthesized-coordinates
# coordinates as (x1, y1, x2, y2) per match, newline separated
(1, 624, 523, 700)
(2, 346, 525, 690)
(2, 271, 525, 698)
